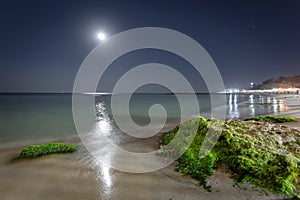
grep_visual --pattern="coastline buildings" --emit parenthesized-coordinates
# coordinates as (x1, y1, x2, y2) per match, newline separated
(222, 88, 300, 94)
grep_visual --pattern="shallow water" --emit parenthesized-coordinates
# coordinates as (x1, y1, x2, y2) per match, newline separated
(0, 93, 288, 143)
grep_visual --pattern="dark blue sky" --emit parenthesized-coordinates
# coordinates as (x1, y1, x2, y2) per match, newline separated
(1, 0, 300, 92)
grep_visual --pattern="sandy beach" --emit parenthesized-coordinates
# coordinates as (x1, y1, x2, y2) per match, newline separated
(0, 135, 292, 200)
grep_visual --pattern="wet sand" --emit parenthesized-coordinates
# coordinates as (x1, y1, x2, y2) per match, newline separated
(0, 136, 290, 200)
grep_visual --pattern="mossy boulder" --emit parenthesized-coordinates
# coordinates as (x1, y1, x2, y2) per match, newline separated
(161, 117, 300, 196)
(18, 142, 77, 159)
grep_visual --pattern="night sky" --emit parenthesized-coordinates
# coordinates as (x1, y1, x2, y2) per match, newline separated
(1, 0, 300, 92)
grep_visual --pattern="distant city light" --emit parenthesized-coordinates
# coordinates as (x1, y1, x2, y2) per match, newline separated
(226, 88, 240, 93)
(219, 87, 300, 94)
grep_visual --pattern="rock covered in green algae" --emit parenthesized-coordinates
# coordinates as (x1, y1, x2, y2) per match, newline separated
(245, 115, 297, 123)
(161, 117, 300, 196)
(18, 142, 77, 159)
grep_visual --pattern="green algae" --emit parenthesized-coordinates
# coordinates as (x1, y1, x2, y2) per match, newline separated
(18, 142, 77, 159)
(161, 117, 300, 196)
(161, 117, 216, 190)
(245, 115, 297, 123)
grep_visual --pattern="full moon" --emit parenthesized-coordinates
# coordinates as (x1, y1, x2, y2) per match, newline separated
(97, 32, 106, 41)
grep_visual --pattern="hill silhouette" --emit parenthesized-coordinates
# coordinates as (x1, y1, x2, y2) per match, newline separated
(253, 74, 300, 89)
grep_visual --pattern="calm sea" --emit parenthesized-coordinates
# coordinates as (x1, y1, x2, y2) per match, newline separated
(0, 93, 287, 143)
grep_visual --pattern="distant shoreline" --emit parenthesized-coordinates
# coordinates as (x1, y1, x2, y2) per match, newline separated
(1, 92, 297, 95)
(0, 91, 299, 95)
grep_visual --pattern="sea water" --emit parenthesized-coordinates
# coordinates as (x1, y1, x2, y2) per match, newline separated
(0, 93, 288, 143)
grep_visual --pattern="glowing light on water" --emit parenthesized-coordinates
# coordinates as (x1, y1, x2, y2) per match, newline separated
(249, 95, 255, 116)
(228, 94, 240, 119)
(273, 97, 278, 113)
(100, 164, 112, 193)
(97, 120, 112, 135)
(95, 102, 112, 135)
(234, 94, 238, 109)
(279, 100, 287, 112)
(93, 102, 113, 196)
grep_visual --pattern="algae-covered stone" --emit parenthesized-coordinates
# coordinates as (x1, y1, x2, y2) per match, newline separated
(161, 117, 300, 196)
(18, 142, 77, 159)
(245, 115, 297, 123)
